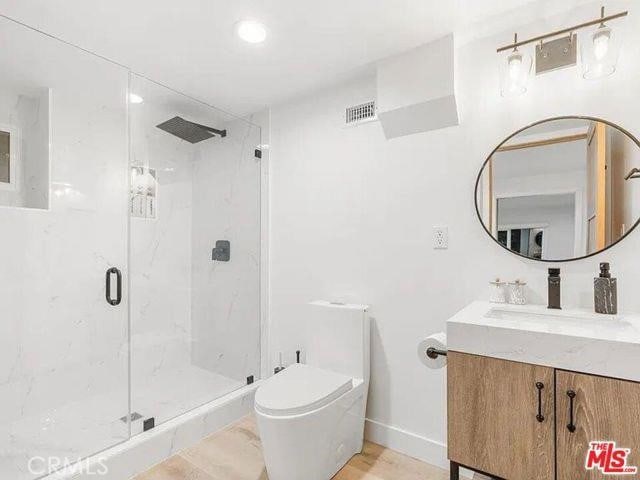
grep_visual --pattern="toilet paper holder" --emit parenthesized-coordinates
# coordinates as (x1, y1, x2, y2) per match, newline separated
(426, 347, 448, 359)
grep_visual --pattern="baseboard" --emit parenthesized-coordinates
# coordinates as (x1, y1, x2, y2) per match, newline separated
(364, 418, 474, 479)
(364, 418, 448, 469)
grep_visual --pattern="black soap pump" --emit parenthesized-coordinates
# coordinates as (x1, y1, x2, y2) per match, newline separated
(594, 262, 618, 315)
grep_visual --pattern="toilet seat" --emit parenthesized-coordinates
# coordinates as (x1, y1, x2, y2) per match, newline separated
(255, 363, 353, 416)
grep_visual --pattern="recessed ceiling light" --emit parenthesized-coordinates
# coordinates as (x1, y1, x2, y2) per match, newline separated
(129, 93, 144, 104)
(236, 20, 267, 44)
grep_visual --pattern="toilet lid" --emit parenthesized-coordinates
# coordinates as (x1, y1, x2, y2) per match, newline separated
(255, 364, 353, 416)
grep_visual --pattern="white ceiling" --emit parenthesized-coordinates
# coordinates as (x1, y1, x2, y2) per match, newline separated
(0, 0, 595, 115)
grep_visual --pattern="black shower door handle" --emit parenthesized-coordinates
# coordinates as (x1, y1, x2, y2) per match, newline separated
(105, 267, 122, 306)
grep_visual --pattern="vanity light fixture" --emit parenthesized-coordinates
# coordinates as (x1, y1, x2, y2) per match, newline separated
(496, 6, 627, 92)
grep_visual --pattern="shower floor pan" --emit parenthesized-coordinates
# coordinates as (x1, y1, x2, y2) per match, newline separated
(1, 365, 246, 480)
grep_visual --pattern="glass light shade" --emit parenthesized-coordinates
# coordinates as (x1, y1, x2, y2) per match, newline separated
(500, 50, 532, 97)
(581, 24, 619, 79)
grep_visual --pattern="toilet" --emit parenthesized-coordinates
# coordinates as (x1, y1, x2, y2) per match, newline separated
(255, 301, 370, 480)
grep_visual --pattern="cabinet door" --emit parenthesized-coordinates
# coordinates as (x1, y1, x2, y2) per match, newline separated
(557, 371, 640, 479)
(447, 352, 555, 480)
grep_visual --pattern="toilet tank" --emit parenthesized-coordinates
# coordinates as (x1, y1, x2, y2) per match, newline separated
(306, 301, 370, 382)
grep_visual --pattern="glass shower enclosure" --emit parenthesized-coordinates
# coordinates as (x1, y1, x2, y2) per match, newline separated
(128, 75, 261, 431)
(0, 16, 261, 480)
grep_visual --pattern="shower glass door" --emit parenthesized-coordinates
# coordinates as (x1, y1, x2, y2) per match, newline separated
(0, 17, 129, 480)
(0, 17, 261, 479)
(128, 74, 261, 431)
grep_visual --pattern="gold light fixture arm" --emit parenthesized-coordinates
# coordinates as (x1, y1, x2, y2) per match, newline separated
(496, 8, 627, 53)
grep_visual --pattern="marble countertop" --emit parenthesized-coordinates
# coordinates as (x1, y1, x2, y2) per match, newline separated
(447, 301, 640, 383)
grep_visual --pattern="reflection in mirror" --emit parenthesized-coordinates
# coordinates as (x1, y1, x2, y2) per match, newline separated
(476, 117, 640, 261)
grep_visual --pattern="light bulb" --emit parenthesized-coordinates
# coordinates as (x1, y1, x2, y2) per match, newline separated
(592, 26, 611, 61)
(501, 49, 530, 97)
(508, 51, 523, 80)
(582, 22, 618, 80)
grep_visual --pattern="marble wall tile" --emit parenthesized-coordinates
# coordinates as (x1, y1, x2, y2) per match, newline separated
(0, 16, 129, 480)
(128, 76, 262, 430)
(190, 117, 262, 383)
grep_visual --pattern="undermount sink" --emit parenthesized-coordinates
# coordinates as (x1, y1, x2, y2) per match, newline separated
(447, 301, 640, 383)
(482, 305, 631, 333)
(485, 306, 612, 323)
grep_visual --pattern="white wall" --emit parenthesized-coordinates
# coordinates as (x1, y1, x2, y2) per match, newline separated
(492, 140, 588, 194)
(267, 0, 640, 468)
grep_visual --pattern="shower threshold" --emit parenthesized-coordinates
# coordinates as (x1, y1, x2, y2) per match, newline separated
(1, 365, 250, 480)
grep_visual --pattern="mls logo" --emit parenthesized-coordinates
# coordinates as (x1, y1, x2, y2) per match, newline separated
(586, 441, 638, 475)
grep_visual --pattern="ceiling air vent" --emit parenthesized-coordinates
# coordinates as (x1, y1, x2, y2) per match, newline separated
(345, 100, 377, 125)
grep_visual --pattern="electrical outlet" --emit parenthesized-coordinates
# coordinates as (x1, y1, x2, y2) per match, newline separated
(433, 226, 448, 249)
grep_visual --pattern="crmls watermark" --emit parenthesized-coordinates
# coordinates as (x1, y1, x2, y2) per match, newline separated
(27, 456, 108, 476)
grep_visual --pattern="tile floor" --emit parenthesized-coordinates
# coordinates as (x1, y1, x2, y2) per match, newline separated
(134, 415, 449, 480)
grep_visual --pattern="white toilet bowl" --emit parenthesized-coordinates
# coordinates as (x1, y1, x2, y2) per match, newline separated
(255, 301, 370, 480)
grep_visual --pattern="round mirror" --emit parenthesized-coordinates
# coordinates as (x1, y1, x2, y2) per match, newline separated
(475, 116, 640, 262)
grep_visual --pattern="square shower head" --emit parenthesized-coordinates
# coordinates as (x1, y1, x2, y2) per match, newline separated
(156, 116, 216, 144)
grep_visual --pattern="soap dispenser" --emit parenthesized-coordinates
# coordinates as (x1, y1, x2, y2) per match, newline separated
(594, 262, 617, 315)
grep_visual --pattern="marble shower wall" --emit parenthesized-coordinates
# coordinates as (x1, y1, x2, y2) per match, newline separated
(129, 74, 262, 421)
(0, 16, 130, 479)
(190, 117, 262, 383)
(129, 79, 196, 382)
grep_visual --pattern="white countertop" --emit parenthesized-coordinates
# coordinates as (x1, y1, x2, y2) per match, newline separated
(447, 301, 640, 382)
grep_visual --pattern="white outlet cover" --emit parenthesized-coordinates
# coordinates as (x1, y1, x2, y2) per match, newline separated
(433, 225, 448, 249)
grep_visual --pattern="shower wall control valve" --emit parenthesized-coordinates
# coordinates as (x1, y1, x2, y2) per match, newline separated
(212, 240, 231, 262)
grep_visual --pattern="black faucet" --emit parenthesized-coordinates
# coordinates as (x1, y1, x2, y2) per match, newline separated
(548, 268, 561, 309)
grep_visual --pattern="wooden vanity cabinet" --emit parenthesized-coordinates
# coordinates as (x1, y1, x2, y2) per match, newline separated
(447, 352, 555, 480)
(556, 370, 640, 480)
(448, 352, 640, 480)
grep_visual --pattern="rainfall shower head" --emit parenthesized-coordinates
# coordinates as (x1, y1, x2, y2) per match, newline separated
(156, 116, 227, 144)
